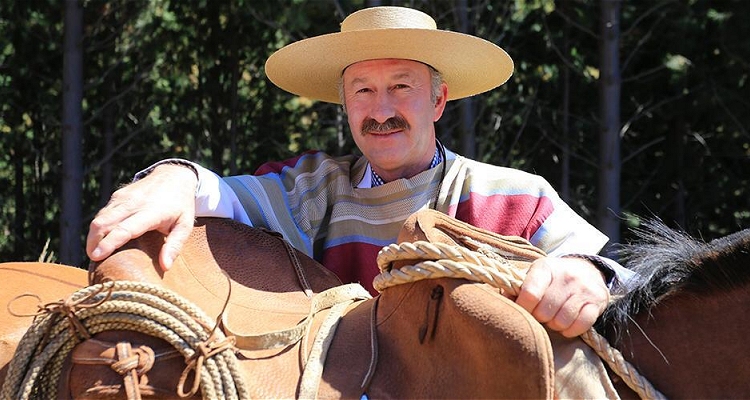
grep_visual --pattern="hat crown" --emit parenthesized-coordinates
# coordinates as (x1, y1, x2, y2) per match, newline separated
(341, 6, 437, 32)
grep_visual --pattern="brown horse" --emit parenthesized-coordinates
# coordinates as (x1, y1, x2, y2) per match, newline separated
(598, 220, 750, 399)
(1, 217, 554, 399)
(3, 216, 749, 398)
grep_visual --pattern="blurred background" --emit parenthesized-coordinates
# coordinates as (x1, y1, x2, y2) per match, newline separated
(1, 0, 749, 267)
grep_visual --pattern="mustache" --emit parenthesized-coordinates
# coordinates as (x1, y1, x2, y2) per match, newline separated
(360, 116, 410, 135)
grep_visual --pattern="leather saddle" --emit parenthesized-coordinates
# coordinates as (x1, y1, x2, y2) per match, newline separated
(75, 211, 553, 398)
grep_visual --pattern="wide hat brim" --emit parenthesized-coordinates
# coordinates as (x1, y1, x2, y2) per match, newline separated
(265, 10, 514, 104)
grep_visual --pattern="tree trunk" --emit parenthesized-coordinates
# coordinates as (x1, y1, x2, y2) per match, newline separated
(598, 0, 622, 253)
(61, 0, 84, 266)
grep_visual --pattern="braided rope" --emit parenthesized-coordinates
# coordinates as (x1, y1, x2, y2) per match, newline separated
(374, 241, 666, 400)
(0, 281, 250, 400)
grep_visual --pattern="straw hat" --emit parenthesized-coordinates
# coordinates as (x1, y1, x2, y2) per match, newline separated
(265, 6, 514, 104)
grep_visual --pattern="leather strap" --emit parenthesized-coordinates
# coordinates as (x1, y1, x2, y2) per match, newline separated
(298, 300, 353, 399)
(225, 283, 371, 350)
(115, 342, 141, 400)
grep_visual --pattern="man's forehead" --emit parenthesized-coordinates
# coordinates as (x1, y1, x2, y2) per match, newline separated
(342, 59, 430, 81)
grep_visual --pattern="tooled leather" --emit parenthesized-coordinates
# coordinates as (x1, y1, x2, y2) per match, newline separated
(66, 331, 192, 399)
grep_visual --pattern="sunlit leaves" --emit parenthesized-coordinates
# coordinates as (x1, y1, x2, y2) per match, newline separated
(706, 8, 732, 22)
(512, 0, 555, 22)
(664, 54, 691, 72)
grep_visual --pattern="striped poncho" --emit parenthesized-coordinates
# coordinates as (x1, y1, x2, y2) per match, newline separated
(193, 149, 608, 294)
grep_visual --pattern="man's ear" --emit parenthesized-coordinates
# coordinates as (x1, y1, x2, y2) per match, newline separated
(433, 83, 448, 122)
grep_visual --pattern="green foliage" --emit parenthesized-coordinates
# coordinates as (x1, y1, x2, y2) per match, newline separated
(0, 0, 749, 263)
(616, 0, 750, 237)
(0, 0, 65, 262)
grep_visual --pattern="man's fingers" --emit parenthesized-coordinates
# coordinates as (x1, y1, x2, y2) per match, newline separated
(86, 165, 199, 263)
(158, 215, 195, 271)
(545, 297, 587, 335)
(559, 302, 602, 338)
(531, 295, 602, 337)
(86, 201, 137, 258)
(89, 225, 138, 261)
(531, 291, 572, 325)
(86, 224, 107, 259)
(88, 210, 174, 261)
(516, 257, 609, 337)
(515, 260, 552, 315)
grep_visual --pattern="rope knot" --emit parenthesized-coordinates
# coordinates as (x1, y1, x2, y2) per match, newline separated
(110, 343, 156, 377)
(46, 283, 114, 340)
(177, 333, 237, 398)
(7, 282, 114, 341)
(111, 341, 153, 400)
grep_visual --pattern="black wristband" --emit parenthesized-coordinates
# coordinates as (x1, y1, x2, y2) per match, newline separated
(134, 159, 199, 182)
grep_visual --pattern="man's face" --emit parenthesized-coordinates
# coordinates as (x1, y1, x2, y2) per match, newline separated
(342, 59, 447, 182)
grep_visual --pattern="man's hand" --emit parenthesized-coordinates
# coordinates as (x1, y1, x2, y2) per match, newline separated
(515, 257, 609, 338)
(86, 164, 198, 271)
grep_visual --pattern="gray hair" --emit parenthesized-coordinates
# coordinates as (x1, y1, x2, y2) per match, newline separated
(338, 64, 445, 113)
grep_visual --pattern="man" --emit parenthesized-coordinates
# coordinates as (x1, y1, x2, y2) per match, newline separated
(87, 6, 629, 341)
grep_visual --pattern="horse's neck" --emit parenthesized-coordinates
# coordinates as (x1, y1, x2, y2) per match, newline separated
(617, 283, 750, 398)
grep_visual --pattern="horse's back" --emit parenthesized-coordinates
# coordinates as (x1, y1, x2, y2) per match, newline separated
(0, 262, 87, 383)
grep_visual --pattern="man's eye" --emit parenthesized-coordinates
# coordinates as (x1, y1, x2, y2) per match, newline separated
(356, 88, 371, 94)
(393, 84, 409, 90)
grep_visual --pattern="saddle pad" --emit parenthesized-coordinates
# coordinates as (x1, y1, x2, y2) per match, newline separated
(0, 262, 87, 384)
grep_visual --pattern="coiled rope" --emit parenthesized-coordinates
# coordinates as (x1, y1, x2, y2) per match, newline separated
(1, 280, 249, 400)
(374, 240, 666, 400)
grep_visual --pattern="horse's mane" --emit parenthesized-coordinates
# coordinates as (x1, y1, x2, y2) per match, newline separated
(597, 219, 750, 343)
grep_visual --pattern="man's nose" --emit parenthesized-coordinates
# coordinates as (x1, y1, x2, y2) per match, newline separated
(369, 92, 396, 123)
